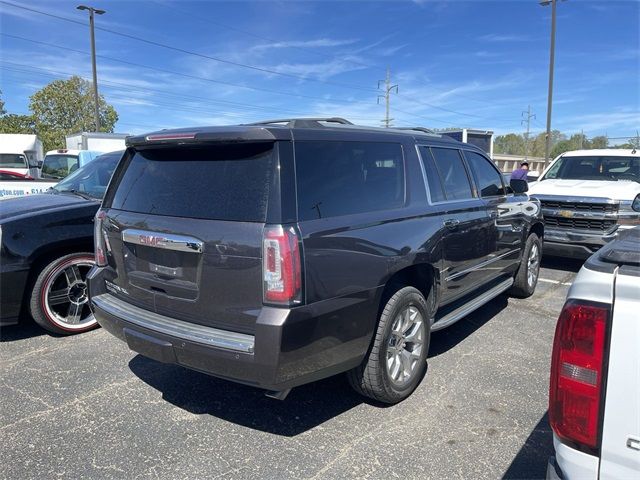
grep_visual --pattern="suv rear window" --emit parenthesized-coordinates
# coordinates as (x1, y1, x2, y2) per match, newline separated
(295, 141, 405, 221)
(108, 143, 274, 221)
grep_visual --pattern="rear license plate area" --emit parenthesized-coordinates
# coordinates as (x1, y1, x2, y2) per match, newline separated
(124, 328, 177, 364)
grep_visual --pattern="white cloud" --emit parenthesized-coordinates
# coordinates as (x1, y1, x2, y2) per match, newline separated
(251, 38, 358, 52)
(558, 111, 640, 134)
(478, 34, 530, 43)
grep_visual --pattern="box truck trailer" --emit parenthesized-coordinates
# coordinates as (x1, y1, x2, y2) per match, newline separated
(0, 134, 44, 178)
(65, 132, 129, 152)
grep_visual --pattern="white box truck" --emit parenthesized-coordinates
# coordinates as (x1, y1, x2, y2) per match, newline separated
(0, 133, 44, 178)
(65, 132, 129, 153)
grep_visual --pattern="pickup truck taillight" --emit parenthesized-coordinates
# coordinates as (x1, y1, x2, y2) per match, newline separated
(549, 299, 610, 451)
(262, 225, 302, 306)
(94, 209, 108, 267)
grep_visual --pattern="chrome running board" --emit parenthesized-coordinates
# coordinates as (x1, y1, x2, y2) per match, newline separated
(431, 278, 514, 332)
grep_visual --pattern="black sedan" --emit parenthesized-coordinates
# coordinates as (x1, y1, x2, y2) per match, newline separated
(0, 150, 123, 334)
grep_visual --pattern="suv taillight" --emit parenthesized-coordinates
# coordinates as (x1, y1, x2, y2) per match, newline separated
(549, 299, 609, 451)
(94, 209, 108, 267)
(262, 225, 302, 305)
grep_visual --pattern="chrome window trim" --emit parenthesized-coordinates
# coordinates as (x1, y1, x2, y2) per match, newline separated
(461, 149, 509, 199)
(415, 144, 482, 206)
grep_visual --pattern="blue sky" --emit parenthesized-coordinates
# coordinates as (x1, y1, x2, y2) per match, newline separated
(1, 0, 638, 141)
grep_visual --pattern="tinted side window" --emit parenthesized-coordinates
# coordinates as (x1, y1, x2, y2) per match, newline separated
(419, 147, 446, 203)
(430, 148, 473, 200)
(464, 151, 506, 197)
(108, 143, 274, 222)
(295, 141, 404, 221)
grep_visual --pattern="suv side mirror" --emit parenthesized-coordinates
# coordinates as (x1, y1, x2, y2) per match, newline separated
(510, 178, 528, 194)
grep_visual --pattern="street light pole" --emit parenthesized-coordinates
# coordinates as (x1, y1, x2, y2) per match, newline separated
(77, 5, 105, 132)
(540, 0, 560, 161)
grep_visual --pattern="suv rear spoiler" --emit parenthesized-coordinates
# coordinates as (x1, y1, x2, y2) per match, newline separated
(126, 127, 287, 147)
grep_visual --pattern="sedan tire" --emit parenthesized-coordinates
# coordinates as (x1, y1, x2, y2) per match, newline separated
(29, 252, 99, 335)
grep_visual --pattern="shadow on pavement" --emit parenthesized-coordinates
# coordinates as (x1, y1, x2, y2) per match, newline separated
(128, 294, 510, 436)
(541, 255, 584, 273)
(429, 294, 509, 358)
(0, 320, 49, 342)
(503, 411, 553, 479)
(128, 354, 367, 436)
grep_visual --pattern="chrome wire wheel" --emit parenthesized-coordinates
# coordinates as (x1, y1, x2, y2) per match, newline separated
(527, 242, 540, 288)
(42, 258, 96, 331)
(386, 305, 425, 386)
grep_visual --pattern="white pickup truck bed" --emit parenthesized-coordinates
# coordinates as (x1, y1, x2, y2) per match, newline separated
(548, 227, 640, 479)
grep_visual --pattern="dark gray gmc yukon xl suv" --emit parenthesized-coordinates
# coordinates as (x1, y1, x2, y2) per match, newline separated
(88, 118, 544, 403)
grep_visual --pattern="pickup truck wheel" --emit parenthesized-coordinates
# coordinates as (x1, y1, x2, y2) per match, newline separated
(29, 253, 98, 335)
(348, 286, 430, 404)
(509, 233, 541, 298)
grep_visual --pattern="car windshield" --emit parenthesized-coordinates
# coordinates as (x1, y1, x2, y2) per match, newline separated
(53, 152, 122, 199)
(543, 155, 640, 182)
(0, 153, 28, 168)
(42, 154, 80, 179)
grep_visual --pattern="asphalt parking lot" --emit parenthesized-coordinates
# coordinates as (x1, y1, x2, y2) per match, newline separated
(1, 257, 583, 480)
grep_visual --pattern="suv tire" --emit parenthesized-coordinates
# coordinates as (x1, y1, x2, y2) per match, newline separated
(509, 233, 541, 298)
(348, 286, 430, 404)
(29, 253, 98, 335)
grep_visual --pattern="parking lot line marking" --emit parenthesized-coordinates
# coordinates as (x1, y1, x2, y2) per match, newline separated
(539, 278, 573, 286)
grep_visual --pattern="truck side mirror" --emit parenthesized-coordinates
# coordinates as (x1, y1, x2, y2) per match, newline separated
(510, 178, 528, 194)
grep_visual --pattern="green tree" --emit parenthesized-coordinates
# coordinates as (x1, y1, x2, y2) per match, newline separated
(590, 136, 608, 149)
(0, 113, 37, 134)
(494, 133, 526, 155)
(0, 90, 5, 116)
(29, 76, 118, 151)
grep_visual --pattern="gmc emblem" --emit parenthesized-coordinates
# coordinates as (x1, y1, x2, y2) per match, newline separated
(139, 235, 164, 246)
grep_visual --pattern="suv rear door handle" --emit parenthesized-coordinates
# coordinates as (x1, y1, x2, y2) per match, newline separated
(443, 219, 460, 229)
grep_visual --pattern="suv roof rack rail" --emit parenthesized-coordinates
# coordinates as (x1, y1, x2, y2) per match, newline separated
(395, 127, 440, 136)
(245, 118, 354, 128)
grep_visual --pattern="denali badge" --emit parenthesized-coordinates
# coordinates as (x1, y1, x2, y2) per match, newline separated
(559, 210, 574, 218)
(105, 280, 129, 296)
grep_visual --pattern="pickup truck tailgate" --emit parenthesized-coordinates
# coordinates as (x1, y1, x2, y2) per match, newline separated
(599, 266, 640, 478)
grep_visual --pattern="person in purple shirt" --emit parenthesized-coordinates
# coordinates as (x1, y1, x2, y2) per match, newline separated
(511, 162, 529, 181)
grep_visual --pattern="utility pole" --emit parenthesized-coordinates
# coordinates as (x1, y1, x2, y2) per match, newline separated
(579, 129, 584, 149)
(521, 105, 535, 160)
(378, 68, 398, 128)
(77, 5, 105, 132)
(540, 0, 564, 161)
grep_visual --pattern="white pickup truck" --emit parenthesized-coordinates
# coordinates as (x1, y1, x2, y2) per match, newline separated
(547, 226, 640, 479)
(529, 149, 640, 258)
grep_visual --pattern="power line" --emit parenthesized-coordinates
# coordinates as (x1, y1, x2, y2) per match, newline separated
(0, 60, 338, 119)
(1, 33, 364, 105)
(0, 1, 378, 93)
(1, 64, 383, 123)
(150, 0, 377, 70)
(1, 3, 526, 126)
(1, 34, 482, 129)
